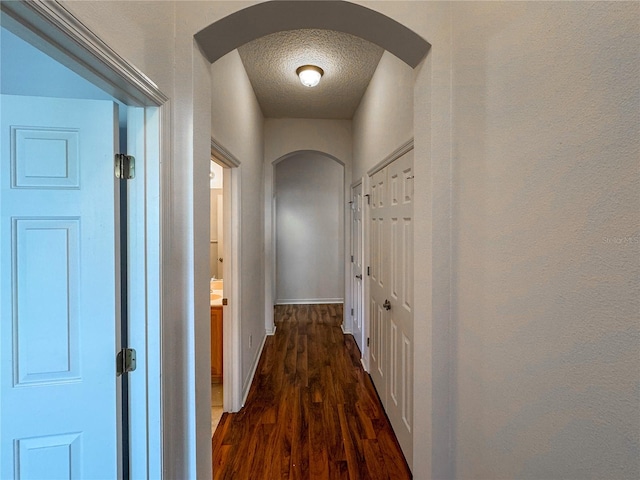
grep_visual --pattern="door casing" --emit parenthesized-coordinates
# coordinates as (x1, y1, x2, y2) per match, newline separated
(0, 2, 167, 478)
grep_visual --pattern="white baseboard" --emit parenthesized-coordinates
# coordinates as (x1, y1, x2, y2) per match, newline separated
(275, 298, 344, 305)
(241, 332, 269, 407)
(361, 356, 369, 373)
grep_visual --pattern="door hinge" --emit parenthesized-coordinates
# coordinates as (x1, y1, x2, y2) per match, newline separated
(115, 154, 135, 180)
(367, 266, 370, 276)
(367, 337, 370, 347)
(351, 255, 354, 263)
(351, 308, 354, 316)
(116, 348, 137, 376)
(364, 194, 370, 204)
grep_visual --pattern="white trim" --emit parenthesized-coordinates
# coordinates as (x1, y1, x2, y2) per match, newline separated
(361, 174, 371, 374)
(211, 137, 241, 168)
(0, 1, 167, 107)
(275, 298, 345, 305)
(221, 164, 242, 413)
(241, 332, 270, 407)
(366, 138, 414, 177)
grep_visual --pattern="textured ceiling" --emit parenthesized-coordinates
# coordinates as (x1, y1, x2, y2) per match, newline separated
(238, 29, 383, 119)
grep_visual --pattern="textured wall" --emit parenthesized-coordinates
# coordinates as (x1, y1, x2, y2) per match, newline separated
(210, 49, 265, 407)
(275, 153, 344, 303)
(62, 0, 175, 94)
(264, 118, 352, 164)
(451, 2, 640, 479)
(352, 50, 414, 179)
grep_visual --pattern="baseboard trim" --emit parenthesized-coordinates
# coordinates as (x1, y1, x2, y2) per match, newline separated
(276, 298, 344, 305)
(241, 332, 268, 407)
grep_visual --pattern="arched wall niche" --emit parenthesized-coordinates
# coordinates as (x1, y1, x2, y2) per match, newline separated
(274, 150, 345, 305)
(194, 0, 430, 68)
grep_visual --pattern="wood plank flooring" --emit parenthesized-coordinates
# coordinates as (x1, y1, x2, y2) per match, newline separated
(212, 304, 412, 479)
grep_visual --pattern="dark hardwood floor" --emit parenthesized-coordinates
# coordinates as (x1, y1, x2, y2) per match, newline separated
(212, 304, 412, 479)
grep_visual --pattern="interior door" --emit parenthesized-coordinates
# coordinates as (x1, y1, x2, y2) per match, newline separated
(367, 150, 414, 467)
(1, 95, 120, 478)
(385, 151, 414, 466)
(369, 167, 387, 402)
(351, 182, 364, 352)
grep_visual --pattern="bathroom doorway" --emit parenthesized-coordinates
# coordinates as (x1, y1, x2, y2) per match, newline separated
(209, 158, 224, 435)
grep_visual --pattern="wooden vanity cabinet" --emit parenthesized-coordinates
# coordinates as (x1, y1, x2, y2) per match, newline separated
(210, 306, 223, 383)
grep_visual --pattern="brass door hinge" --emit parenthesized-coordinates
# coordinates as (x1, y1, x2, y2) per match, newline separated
(117, 348, 137, 376)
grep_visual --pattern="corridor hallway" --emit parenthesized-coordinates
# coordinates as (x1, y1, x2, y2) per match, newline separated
(212, 304, 411, 479)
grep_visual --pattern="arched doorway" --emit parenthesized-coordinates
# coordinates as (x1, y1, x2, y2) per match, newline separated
(194, 0, 429, 68)
(194, 2, 432, 477)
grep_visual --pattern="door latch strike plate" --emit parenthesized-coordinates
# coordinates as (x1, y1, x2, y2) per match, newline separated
(117, 348, 137, 376)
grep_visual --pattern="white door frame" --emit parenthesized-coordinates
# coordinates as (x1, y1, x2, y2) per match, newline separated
(211, 138, 242, 412)
(349, 180, 365, 357)
(361, 174, 371, 372)
(1, 1, 167, 478)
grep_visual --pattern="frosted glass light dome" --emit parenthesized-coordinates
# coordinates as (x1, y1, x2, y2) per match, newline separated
(296, 65, 324, 87)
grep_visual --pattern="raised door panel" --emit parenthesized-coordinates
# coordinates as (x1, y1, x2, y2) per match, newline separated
(368, 167, 388, 406)
(1, 95, 119, 479)
(385, 150, 414, 467)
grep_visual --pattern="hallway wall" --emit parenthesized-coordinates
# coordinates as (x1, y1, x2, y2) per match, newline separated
(264, 118, 352, 164)
(352, 50, 414, 179)
(450, 2, 640, 479)
(210, 50, 265, 402)
(275, 153, 344, 304)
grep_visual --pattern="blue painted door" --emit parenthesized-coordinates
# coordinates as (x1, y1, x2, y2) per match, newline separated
(1, 95, 119, 479)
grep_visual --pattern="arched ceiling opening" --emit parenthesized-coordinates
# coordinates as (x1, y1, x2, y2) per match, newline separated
(194, 0, 430, 69)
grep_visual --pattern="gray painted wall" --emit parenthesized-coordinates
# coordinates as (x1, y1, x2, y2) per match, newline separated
(352, 50, 414, 179)
(210, 49, 265, 398)
(275, 152, 344, 303)
(451, 2, 639, 478)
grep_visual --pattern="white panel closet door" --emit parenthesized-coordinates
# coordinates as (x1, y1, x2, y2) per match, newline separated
(367, 150, 414, 467)
(1, 95, 119, 479)
(385, 151, 414, 466)
(369, 167, 387, 402)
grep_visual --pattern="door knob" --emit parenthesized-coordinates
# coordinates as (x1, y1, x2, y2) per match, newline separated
(355, 274, 362, 279)
(383, 299, 391, 311)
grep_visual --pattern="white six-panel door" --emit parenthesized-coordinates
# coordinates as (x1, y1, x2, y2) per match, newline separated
(368, 150, 414, 467)
(1, 95, 119, 479)
(369, 167, 387, 399)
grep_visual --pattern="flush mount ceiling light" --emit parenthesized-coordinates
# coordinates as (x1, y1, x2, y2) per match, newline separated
(296, 65, 324, 87)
